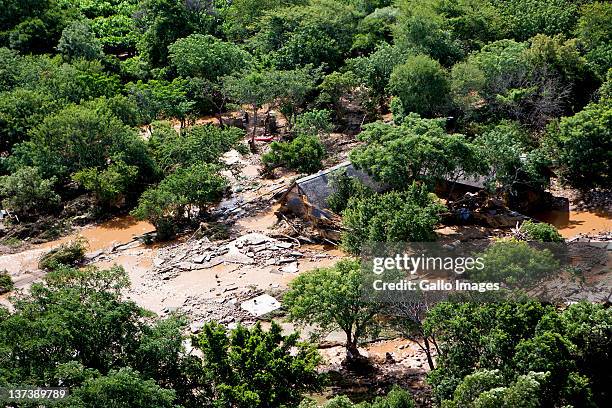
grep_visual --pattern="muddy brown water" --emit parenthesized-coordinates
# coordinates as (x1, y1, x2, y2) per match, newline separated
(533, 210, 611, 238)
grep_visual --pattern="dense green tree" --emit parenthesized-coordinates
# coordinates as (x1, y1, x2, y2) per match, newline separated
(250, 0, 359, 70)
(350, 115, 486, 189)
(131, 163, 227, 239)
(0, 270, 14, 295)
(394, 1, 463, 66)
(169, 34, 251, 81)
(300, 386, 416, 408)
(341, 183, 445, 254)
(0, 88, 53, 152)
(136, 0, 217, 68)
(388, 54, 451, 117)
(262, 134, 326, 173)
(0, 166, 60, 217)
(576, 2, 612, 80)
(347, 43, 410, 107)
(9, 105, 153, 183)
(72, 160, 139, 208)
(424, 300, 611, 406)
(474, 121, 550, 193)
(147, 122, 243, 175)
(518, 220, 564, 243)
(126, 78, 195, 127)
(326, 168, 373, 214)
(285, 259, 381, 360)
(470, 239, 560, 287)
(62, 367, 177, 408)
(194, 321, 322, 408)
(57, 19, 103, 61)
(545, 75, 612, 189)
(352, 6, 398, 54)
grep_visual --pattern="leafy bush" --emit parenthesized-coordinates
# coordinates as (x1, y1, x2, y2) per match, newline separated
(342, 183, 446, 255)
(388, 54, 450, 117)
(519, 220, 564, 242)
(148, 123, 243, 175)
(73, 160, 139, 208)
(0, 166, 60, 216)
(38, 238, 88, 271)
(545, 80, 611, 189)
(131, 163, 227, 239)
(0, 270, 14, 294)
(194, 321, 322, 407)
(262, 134, 325, 173)
(326, 168, 372, 214)
(350, 116, 486, 190)
(293, 109, 333, 136)
(471, 239, 560, 286)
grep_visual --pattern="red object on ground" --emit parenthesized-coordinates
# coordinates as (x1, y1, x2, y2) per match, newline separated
(254, 135, 275, 142)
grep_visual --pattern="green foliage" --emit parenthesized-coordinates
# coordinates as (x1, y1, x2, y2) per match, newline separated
(0, 264, 205, 407)
(9, 104, 152, 183)
(262, 134, 325, 173)
(327, 168, 373, 214)
(352, 6, 398, 54)
(0, 270, 13, 295)
(341, 183, 445, 255)
(136, 0, 217, 68)
(576, 2, 612, 80)
(545, 83, 612, 189)
(347, 43, 409, 105)
(350, 115, 486, 189)
(471, 239, 560, 286)
(131, 163, 227, 239)
(293, 109, 333, 136)
(388, 55, 450, 117)
(250, 0, 359, 70)
(65, 367, 177, 408)
(285, 259, 381, 358)
(394, 1, 463, 66)
(194, 321, 322, 408)
(169, 34, 251, 81)
(475, 121, 550, 192)
(0, 166, 60, 216)
(38, 238, 88, 271)
(519, 220, 564, 243)
(301, 386, 416, 407)
(57, 19, 103, 61)
(148, 122, 243, 175)
(73, 160, 139, 208)
(426, 300, 612, 406)
(0, 88, 53, 152)
(126, 78, 195, 125)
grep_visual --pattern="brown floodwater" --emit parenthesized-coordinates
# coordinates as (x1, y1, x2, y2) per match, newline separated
(41, 215, 155, 252)
(532, 210, 611, 238)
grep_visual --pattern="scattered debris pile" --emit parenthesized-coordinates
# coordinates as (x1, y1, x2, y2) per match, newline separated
(445, 191, 531, 228)
(152, 232, 304, 280)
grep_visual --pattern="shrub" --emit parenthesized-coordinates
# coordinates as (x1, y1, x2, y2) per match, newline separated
(471, 239, 560, 286)
(388, 54, 450, 117)
(341, 183, 446, 255)
(131, 163, 227, 240)
(0, 270, 14, 294)
(519, 220, 564, 242)
(39, 238, 88, 271)
(0, 166, 60, 216)
(326, 168, 372, 214)
(293, 109, 333, 136)
(262, 134, 325, 174)
(72, 160, 139, 208)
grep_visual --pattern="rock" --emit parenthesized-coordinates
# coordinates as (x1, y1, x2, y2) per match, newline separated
(280, 262, 299, 273)
(277, 257, 296, 264)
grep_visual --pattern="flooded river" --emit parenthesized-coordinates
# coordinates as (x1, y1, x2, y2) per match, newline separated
(533, 210, 611, 238)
